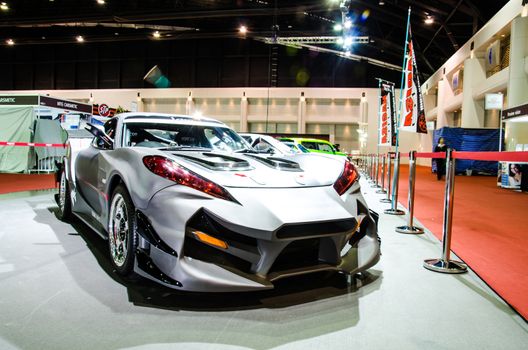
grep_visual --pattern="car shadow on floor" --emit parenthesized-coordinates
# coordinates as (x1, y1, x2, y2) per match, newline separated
(43, 204, 383, 313)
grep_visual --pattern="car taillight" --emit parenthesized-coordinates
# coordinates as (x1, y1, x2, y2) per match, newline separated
(143, 156, 237, 203)
(333, 161, 359, 195)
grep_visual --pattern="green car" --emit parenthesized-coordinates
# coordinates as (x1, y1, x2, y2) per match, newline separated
(279, 138, 348, 157)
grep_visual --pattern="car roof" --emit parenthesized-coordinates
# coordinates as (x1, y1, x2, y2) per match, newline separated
(282, 137, 333, 144)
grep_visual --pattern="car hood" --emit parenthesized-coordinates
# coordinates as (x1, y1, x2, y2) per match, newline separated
(163, 151, 346, 188)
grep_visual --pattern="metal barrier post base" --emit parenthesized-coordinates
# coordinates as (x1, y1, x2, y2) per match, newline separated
(396, 225, 424, 234)
(423, 258, 467, 274)
(384, 208, 405, 215)
(380, 198, 392, 203)
(376, 189, 387, 194)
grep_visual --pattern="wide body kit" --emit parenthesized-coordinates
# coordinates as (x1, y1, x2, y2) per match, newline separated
(60, 113, 380, 292)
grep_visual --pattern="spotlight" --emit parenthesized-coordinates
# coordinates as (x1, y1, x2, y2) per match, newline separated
(76, 35, 84, 43)
(344, 36, 353, 47)
(425, 15, 434, 25)
(96, 0, 105, 4)
(333, 23, 343, 31)
(378, 0, 385, 5)
(152, 31, 161, 38)
(0, 2, 9, 11)
(239, 25, 248, 34)
(6, 38, 14, 46)
(344, 20, 352, 29)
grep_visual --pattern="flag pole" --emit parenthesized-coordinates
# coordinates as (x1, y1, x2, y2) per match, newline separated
(395, 6, 412, 155)
(388, 6, 411, 213)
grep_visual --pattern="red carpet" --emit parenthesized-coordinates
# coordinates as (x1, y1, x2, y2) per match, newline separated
(0, 173, 56, 194)
(392, 165, 528, 320)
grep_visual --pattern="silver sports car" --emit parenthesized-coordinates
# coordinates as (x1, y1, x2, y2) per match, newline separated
(57, 113, 380, 292)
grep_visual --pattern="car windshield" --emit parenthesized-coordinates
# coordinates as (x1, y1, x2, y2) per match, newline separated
(123, 122, 249, 152)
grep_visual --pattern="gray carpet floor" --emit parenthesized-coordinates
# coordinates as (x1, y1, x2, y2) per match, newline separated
(0, 179, 526, 350)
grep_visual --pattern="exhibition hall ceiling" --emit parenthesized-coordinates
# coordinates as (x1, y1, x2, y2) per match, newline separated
(0, 0, 510, 76)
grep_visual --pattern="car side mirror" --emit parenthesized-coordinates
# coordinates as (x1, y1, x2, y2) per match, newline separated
(85, 123, 114, 149)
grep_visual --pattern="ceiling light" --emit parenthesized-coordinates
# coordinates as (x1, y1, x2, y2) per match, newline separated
(425, 16, 434, 25)
(96, 0, 105, 4)
(333, 23, 343, 31)
(6, 39, 14, 46)
(76, 35, 84, 43)
(153, 31, 161, 38)
(378, 0, 385, 5)
(0, 2, 9, 11)
(239, 25, 247, 34)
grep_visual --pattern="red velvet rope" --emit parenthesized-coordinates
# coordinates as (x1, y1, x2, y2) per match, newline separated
(0, 141, 67, 148)
(357, 151, 528, 162)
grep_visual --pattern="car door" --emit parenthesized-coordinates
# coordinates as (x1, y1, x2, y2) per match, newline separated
(75, 120, 116, 216)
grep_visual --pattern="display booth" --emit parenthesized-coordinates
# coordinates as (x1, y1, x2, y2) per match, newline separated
(0, 95, 92, 173)
(500, 103, 528, 191)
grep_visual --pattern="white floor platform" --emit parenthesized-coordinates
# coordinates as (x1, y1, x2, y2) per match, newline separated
(0, 179, 527, 350)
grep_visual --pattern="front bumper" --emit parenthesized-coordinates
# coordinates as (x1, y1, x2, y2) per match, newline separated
(134, 185, 380, 292)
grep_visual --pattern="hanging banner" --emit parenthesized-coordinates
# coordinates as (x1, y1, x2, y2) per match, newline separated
(400, 25, 427, 134)
(378, 81, 396, 146)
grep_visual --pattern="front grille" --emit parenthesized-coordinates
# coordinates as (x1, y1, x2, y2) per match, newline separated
(268, 238, 321, 274)
(275, 218, 357, 239)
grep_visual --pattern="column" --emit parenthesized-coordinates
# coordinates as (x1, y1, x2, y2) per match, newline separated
(185, 95, 194, 115)
(297, 96, 306, 134)
(359, 96, 368, 153)
(507, 16, 528, 108)
(240, 97, 248, 132)
(436, 79, 450, 128)
(461, 57, 486, 128)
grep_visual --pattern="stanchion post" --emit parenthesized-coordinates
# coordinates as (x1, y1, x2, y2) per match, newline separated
(424, 149, 467, 273)
(396, 151, 424, 234)
(368, 154, 374, 182)
(380, 153, 392, 203)
(372, 153, 381, 188)
(376, 154, 387, 194)
(384, 151, 405, 215)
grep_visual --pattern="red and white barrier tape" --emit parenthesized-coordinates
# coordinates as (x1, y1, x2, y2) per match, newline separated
(0, 141, 66, 148)
(358, 151, 528, 162)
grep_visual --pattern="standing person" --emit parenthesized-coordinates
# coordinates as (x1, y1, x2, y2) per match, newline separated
(434, 137, 447, 180)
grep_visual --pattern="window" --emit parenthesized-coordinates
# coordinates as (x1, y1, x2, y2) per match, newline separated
(301, 141, 318, 150)
(123, 122, 248, 152)
(317, 142, 335, 153)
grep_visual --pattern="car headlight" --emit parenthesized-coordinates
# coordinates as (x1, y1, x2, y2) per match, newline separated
(333, 161, 359, 195)
(143, 155, 238, 203)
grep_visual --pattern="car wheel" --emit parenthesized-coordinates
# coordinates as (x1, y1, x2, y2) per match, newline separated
(57, 168, 72, 221)
(108, 184, 138, 276)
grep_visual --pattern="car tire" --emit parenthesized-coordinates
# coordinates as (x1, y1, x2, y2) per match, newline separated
(57, 168, 72, 221)
(108, 184, 138, 277)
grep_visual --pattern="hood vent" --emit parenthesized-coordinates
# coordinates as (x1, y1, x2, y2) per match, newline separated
(176, 153, 253, 171)
(245, 155, 303, 172)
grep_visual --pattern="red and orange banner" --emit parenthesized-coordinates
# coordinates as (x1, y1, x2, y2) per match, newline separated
(400, 25, 427, 134)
